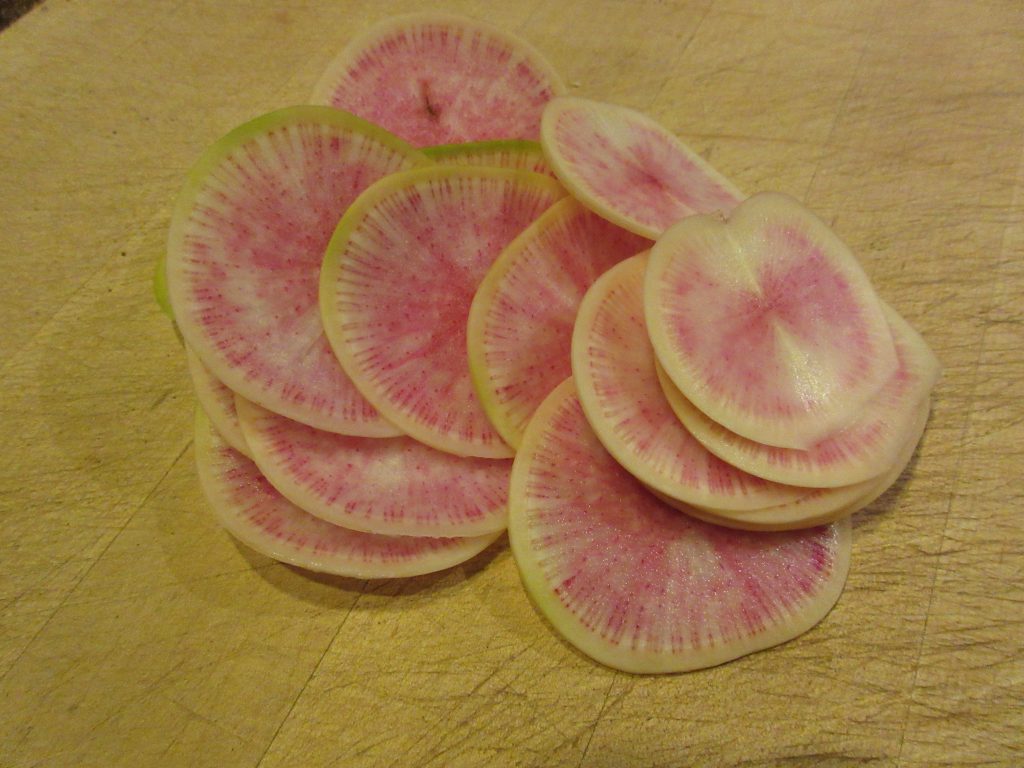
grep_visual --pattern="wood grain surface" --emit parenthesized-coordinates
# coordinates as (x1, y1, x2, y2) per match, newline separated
(1, 1, 1021, 766)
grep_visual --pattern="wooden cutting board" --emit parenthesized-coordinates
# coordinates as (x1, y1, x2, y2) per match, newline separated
(1, 1, 1020, 765)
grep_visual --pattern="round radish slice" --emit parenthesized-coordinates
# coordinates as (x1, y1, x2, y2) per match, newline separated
(540, 96, 743, 239)
(195, 408, 501, 578)
(656, 303, 940, 487)
(667, 397, 931, 531)
(312, 13, 565, 147)
(167, 106, 429, 437)
(321, 166, 565, 458)
(234, 395, 511, 538)
(645, 192, 899, 451)
(467, 197, 650, 449)
(424, 139, 555, 177)
(509, 378, 851, 674)
(572, 253, 808, 511)
(186, 346, 251, 459)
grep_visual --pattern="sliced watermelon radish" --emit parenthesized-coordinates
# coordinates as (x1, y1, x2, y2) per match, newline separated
(234, 395, 511, 537)
(645, 192, 899, 451)
(509, 378, 851, 674)
(320, 166, 565, 458)
(656, 303, 940, 487)
(166, 106, 429, 437)
(467, 197, 650, 449)
(424, 139, 555, 177)
(540, 96, 743, 239)
(572, 253, 809, 511)
(312, 13, 565, 147)
(195, 408, 501, 578)
(186, 346, 251, 459)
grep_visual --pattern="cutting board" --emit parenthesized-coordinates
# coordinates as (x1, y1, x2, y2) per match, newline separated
(1, 1, 1021, 766)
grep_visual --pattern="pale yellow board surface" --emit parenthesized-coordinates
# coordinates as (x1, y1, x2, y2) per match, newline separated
(1, 0, 1021, 765)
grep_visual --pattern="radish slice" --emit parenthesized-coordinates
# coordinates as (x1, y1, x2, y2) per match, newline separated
(645, 192, 899, 450)
(312, 13, 565, 147)
(195, 408, 501, 578)
(540, 96, 743, 238)
(321, 166, 564, 458)
(424, 139, 555, 177)
(186, 346, 251, 459)
(509, 378, 851, 674)
(167, 107, 429, 437)
(572, 253, 809, 511)
(656, 303, 940, 487)
(467, 197, 650, 449)
(234, 396, 511, 538)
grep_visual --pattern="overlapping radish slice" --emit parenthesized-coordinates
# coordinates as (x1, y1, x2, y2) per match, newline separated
(312, 12, 565, 147)
(195, 409, 501, 578)
(167, 106, 428, 437)
(645, 192, 899, 451)
(540, 97, 742, 239)
(656, 303, 940, 487)
(572, 253, 808, 511)
(234, 396, 511, 537)
(509, 378, 851, 674)
(424, 139, 555, 177)
(321, 166, 564, 458)
(186, 346, 251, 459)
(467, 197, 650, 449)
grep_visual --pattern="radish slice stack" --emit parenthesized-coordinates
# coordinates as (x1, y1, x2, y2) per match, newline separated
(158, 13, 940, 673)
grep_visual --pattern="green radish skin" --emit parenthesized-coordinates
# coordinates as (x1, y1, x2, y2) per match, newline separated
(572, 253, 810, 512)
(645, 192, 900, 451)
(166, 106, 429, 438)
(195, 408, 502, 578)
(424, 139, 556, 177)
(186, 346, 252, 460)
(320, 165, 565, 459)
(509, 378, 852, 674)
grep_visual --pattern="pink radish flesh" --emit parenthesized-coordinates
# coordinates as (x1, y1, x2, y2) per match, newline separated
(645, 192, 899, 450)
(235, 396, 511, 537)
(509, 379, 850, 674)
(195, 409, 501, 578)
(186, 346, 251, 459)
(312, 13, 564, 147)
(541, 97, 742, 238)
(572, 253, 809, 512)
(468, 197, 651, 449)
(167, 107, 425, 436)
(321, 167, 564, 458)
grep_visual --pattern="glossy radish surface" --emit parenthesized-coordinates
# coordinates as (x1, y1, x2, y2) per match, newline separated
(167, 107, 428, 437)
(572, 253, 808, 511)
(312, 13, 565, 147)
(508, 378, 851, 674)
(541, 96, 742, 238)
(195, 409, 501, 578)
(186, 346, 251, 459)
(645, 192, 899, 450)
(235, 396, 511, 537)
(320, 166, 564, 458)
(468, 197, 650, 449)
(424, 139, 555, 177)
(656, 303, 940, 487)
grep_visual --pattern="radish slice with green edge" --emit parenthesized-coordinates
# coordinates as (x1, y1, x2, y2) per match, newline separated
(572, 252, 809, 512)
(540, 96, 743, 239)
(423, 139, 556, 177)
(167, 106, 430, 438)
(645, 192, 899, 451)
(312, 12, 565, 147)
(467, 197, 650, 449)
(234, 395, 511, 538)
(508, 378, 851, 674)
(655, 303, 940, 487)
(659, 397, 931, 531)
(195, 408, 501, 578)
(321, 166, 565, 459)
(186, 346, 251, 459)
